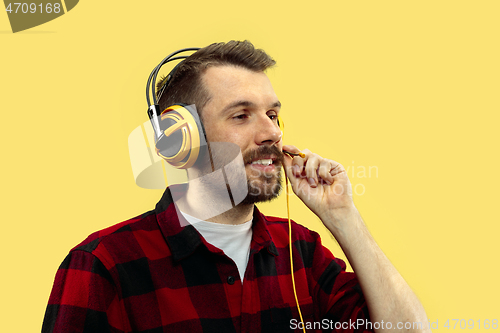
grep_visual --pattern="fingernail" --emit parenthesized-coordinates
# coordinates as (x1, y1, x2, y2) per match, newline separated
(308, 177, 317, 187)
(293, 165, 300, 176)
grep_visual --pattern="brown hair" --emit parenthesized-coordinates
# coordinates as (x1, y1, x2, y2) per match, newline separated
(156, 40, 276, 118)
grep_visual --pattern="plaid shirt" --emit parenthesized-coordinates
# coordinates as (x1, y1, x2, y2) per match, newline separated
(43, 187, 373, 332)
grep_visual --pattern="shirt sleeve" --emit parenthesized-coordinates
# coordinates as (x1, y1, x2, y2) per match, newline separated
(42, 250, 127, 333)
(312, 239, 374, 332)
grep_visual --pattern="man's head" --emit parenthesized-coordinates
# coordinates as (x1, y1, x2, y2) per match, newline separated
(158, 41, 284, 204)
(157, 40, 276, 118)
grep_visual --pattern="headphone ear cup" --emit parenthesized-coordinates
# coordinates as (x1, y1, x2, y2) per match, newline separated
(155, 104, 206, 169)
(156, 117, 184, 158)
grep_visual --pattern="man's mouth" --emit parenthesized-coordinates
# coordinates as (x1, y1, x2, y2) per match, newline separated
(251, 159, 273, 166)
(247, 156, 281, 175)
(249, 158, 275, 166)
(243, 146, 284, 171)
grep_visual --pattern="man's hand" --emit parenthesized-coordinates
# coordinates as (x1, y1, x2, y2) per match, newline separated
(282, 145, 357, 236)
(282, 144, 431, 333)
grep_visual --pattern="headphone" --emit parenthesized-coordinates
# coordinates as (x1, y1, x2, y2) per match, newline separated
(146, 48, 207, 169)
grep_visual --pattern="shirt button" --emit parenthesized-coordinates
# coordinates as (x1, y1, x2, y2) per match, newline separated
(227, 276, 235, 285)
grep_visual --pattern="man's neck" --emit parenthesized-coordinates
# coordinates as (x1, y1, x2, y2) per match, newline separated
(174, 181, 254, 225)
(205, 204, 254, 225)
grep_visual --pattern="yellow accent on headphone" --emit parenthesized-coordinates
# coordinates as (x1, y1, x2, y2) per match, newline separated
(156, 105, 202, 169)
(280, 116, 305, 158)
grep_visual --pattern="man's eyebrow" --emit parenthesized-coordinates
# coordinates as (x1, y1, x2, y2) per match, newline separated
(271, 101, 281, 109)
(221, 100, 282, 115)
(221, 100, 255, 114)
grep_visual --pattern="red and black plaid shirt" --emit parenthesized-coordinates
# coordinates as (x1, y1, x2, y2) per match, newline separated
(43, 187, 373, 332)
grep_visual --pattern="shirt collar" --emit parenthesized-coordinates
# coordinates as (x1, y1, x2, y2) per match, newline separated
(155, 186, 279, 261)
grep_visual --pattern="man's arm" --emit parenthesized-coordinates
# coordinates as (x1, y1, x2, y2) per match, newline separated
(283, 145, 430, 333)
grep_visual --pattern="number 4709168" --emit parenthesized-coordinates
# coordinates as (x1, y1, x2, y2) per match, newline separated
(444, 319, 498, 329)
(6, 3, 61, 14)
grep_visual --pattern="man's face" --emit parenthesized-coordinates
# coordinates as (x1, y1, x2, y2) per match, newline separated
(200, 65, 284, 204)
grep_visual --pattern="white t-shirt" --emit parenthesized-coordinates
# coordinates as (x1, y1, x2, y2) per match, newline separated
(179, 211, 253, 282)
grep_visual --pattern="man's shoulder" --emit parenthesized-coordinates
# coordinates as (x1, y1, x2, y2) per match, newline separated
(70, 209, 160, 259)
(260, 213, 321, 244)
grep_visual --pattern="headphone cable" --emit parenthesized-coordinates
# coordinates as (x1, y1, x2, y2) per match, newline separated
(286, 175, 307, 333)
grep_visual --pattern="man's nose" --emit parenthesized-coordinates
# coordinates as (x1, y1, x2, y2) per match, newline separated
(255, 114, 282, 145)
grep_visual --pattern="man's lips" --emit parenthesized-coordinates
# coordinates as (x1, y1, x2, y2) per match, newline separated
(247, 155, 277, 164)
(246, 156, 281, 174)
(248, 162, 277, 173)
(243, 145, 285, 168)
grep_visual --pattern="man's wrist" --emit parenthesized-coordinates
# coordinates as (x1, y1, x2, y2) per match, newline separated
(321, 205, 366, 245)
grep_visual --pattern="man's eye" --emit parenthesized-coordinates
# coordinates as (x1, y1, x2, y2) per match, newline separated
(233, 114, 247, 120)
(268, 114, 277, 121)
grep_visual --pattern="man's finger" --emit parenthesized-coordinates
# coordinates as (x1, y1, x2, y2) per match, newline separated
(318, 160, 334, 185)
(304, 152, 320, 187)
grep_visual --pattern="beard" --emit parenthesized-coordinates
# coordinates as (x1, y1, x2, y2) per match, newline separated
(238, 145, 285, 205)
(239, 169, 283, 205)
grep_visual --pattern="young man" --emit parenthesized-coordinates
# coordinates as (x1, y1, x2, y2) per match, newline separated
(43, 41, 430, 332)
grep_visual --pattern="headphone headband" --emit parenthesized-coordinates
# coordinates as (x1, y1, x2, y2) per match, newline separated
(146, 48, 200, 142)
(146, 48, 206, 170)
(146, 48, 200, 107)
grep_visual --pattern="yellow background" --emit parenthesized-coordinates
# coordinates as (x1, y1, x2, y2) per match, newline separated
(1, 0, 499, 331)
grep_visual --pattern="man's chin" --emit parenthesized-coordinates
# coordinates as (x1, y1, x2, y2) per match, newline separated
(238, 175, 283, 205)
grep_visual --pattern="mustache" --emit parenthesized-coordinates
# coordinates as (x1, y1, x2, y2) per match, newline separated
(243, 145, 285, 166)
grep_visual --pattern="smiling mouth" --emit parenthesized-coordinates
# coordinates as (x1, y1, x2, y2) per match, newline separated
(244, 145, 284, 169)
(250, 159, 274, 166)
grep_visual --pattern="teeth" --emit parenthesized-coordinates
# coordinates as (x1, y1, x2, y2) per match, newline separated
(251, 159, 273, 166)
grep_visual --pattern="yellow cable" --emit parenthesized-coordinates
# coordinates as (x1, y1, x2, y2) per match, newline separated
(286, 175, 307, 333)
(281, 116, 306, 332)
